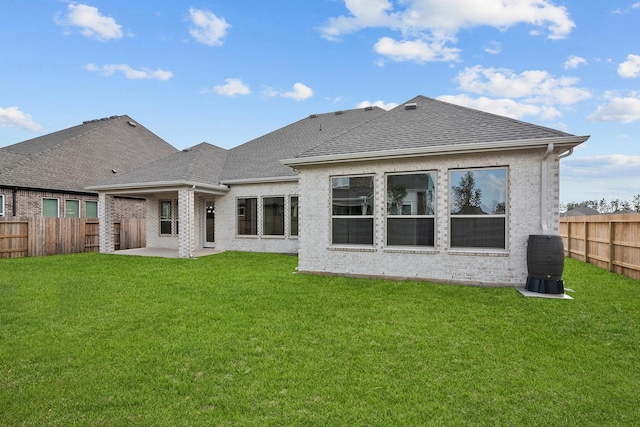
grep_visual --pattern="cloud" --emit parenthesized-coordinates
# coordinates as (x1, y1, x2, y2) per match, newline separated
(188, 7, 230, 46)
(55, 3, 123, 41)
(0, 106, 42, 132)
(483, 41, 501, 55)
(437, 94, 561, 121)
(356, 100, 399, 110)
(86, 63, 173, 81)
(588, 93, 640, 123)
(206, 78, 251, 96)
(454, 65, 592, 105)
(618, 54, 640, 78)
(265, 83, 314, 101)
(563, 55, 587, 69)
(320, 0, 575, 63)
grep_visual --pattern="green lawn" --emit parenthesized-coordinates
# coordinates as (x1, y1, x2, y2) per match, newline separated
(1, 252, 639, 426)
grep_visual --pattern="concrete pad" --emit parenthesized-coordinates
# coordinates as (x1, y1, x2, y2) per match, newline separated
(516, 287, 573, 300)
(114, 248, 221, 258)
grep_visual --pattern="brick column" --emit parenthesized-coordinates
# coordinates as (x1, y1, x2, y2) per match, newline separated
(178, 188, 195, 258)
(99, 193, 115, 254)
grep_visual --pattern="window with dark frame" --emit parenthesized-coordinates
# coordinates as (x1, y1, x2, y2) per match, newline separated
(85, 201, 98, 218)
(290, 196, 299, 237)
(237, 197, 258, 235)
(449, 168, 507, 249)
(331, 175, 374, 245)
(0, 194, 4, 217)
(42, 198, 59, 217)
(65, 199, 80, 218)
(263, 196, 285, 236)
(159, 200, 173, 235)
(386, 172, 436, 247)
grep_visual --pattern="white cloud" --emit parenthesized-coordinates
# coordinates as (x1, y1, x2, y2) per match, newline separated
(356, 100, 399, 110)
(208, 78, 251, 97)
(634, 3, 640, 8)
(560, 155, 640, 202)
(563, 55, 587, 69)
(618, 54, 640, 78)
(0, 106, 42, 132)
(374, 34, 461, 62)
(437, 94, 562, 121)
(188, 7, 230, 46)
(483, 41, 501, 55)
(86, 63, 173, 81)
(321, 0, 575, 63)
(454, 65, 592, 105)
(55, 3, 123, 41)
(588, 93, 640, 123)
(280, 83, 314, 101)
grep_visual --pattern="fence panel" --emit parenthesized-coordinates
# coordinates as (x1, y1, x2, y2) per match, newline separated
(0, 217, 145, 258)
(561, 213, 640, 281)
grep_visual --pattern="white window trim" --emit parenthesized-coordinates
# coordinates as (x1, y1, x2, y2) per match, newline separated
(65, 199, 80, 218)
(262, 195, 286, 238)
(42, 198, 59, 218)
(0, 194, 4, 217)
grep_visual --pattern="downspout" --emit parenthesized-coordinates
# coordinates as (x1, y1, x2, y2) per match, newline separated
(540, 143, 554, 234)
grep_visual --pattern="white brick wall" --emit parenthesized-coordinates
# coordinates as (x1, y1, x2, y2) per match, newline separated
(296, 149, 561, 286)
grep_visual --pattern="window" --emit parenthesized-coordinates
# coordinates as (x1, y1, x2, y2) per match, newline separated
(290, 196, 299, 237)
(263, 196, 285, 236)
(386, 172, 435, 247)
(160, 200, 178, 235)
(42, 198, 59, 217)
(449, 168, 507, 249)
(65, 200, 80, 218)
(0, 194, 4, 217)
(331, 175, 374, 245)
(85, 201, 98, 218)
(237, 198, 258, 235)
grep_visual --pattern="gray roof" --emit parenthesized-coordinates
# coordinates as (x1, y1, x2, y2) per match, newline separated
(0, 115, 177, 193)
(296, 95, 576, 159)
(101, 142, 227, 186)
(220, 106, 386, 181)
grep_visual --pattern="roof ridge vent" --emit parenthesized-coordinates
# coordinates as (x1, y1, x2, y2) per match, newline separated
(364, 106, 373, 111)
(334, 110, 344, 115)
(309, 114, 318, 118)
(404, 102, 417, 110)
(127, 120, 137, 127)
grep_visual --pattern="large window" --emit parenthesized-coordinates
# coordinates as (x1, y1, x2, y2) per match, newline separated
(331, 175, 374, 245)
(237, 197, 258, 235)
(290, 196, 299, 237)
(160, 200, 178, 235)
(386, 172, 436, 247)
(449, 168, 507, 249)
(42, 198, 59, 217)
(65, 199, 80, 218)
(263, 196, 285, 236)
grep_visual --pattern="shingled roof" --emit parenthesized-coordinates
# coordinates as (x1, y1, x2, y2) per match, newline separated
(0, 115, 177, 193)
(220, 106, 386, 182)
(287, 95, 585, 163)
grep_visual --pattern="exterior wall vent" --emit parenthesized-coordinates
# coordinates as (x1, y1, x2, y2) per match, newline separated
(404, 103, 417, 110)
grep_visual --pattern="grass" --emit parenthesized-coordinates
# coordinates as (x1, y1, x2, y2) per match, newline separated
(1, 252, 639, 426)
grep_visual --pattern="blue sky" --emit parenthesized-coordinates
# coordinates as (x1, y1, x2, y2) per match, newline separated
(1, 0, 639, 205)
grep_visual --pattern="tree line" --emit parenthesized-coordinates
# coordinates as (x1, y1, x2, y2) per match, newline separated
(561, 194, 640, 213)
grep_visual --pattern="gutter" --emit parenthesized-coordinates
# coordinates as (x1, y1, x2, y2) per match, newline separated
(281, 135, 590, 167)
(85, 180, 230, 195)
(220, 175, 299, 185)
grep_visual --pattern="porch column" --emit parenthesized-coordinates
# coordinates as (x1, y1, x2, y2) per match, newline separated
(178, 187, 195, 258)
(98, 193, 115, 254)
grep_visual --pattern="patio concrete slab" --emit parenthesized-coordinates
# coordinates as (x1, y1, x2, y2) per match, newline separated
(516, 287, 574, 300)
(114, 248, 221, 258)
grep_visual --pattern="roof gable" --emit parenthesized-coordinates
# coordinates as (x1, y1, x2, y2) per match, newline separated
(294, 95, 579, 160)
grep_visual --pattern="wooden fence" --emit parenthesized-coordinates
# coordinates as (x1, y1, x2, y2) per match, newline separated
(560, 213, 640, 281)
(0, 217, 146, 259)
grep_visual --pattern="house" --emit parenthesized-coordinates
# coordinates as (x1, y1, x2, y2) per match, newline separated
(89, 96, 589, 286)
(0, 115, 177, 219)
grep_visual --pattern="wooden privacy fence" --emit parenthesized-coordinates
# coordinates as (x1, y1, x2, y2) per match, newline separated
(0, 217, 145, 259)
(560, 213, 640, 281)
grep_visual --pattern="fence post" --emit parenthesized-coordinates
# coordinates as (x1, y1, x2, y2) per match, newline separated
(583, 220, 589, 263)
(609, 221, 615, 272)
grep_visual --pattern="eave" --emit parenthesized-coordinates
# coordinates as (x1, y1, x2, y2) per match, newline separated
(281, 135, 590, 167)
(85, 180, 230, 196)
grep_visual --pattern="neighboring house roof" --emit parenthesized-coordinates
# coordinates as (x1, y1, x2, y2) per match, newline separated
(561, 207, 601, 216)
(0, 115, 177, 193)
(89, 142, 229, 193)
(283, 95, 588, 165)
(219, 106, 386, 182)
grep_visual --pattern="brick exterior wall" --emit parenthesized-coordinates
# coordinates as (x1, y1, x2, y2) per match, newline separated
(0, 188, 146, 219)
(295, 149, 561, 287)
